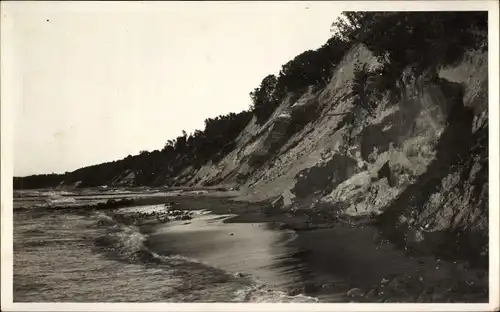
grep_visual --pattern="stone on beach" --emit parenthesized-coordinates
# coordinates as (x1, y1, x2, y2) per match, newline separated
(347, 288, 364, 298)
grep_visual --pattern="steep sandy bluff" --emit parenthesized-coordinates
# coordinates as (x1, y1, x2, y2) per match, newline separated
(184, 45, 377, 192)
(182, 44, 488, 256)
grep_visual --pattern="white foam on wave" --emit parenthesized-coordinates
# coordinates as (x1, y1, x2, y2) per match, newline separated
(146, 250, 318, 303)
(45, 196, 77, 205)
(94, 212, 212, 265)
(116, 204, 167, 215)
(232, 284, 319, 303)
(115, 206, 213, 219)
(92, 211, 318, 303)
(42, 190, 74, 197)
(191, 209, 212, 216)
(114, 227, 147, 255)
(95, 212, 146, 254)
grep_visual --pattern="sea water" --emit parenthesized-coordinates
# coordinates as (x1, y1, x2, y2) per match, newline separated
(13, 190, 319, 302)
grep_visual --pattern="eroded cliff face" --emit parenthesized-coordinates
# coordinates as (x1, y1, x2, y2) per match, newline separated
(176, 45, 488, 262)
(87, 44, 487, 263)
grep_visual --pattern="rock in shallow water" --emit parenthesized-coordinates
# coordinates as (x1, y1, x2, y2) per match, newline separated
(347, 288, 364, 298)
(381, 277, 390, 285)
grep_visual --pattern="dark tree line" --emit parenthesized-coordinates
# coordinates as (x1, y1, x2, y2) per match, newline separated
(250, 11, 487, 125)
(250, 36, 350, 125)
(14, 111, 253, 189)
(13, 173, 65, 190)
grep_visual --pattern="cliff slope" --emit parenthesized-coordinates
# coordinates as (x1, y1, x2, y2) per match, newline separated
(173, 44, 488, 265)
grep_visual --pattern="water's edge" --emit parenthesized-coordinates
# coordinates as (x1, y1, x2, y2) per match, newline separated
(13, 190, 488, 302)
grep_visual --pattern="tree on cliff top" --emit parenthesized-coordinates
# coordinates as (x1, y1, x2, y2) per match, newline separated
(250, 74, 279, 125)
(250, 35, 349, 125)
(332, 12, 487, 90)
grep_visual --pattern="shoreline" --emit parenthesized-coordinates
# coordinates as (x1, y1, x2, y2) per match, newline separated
(14, 189, 489, 302)
(15, 187, 489, 268)
(118, 193, 488, 303)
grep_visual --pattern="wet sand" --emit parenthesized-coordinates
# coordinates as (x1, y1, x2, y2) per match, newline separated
(146, 214, 302, 289)
(144, 212, 486, 302)
(137, 194, 487, 302)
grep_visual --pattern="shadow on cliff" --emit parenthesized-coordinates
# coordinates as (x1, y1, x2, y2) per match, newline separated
(373, 78, 487, 268)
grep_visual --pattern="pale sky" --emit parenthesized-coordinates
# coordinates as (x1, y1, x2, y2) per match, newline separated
(6, 2, 342, 176)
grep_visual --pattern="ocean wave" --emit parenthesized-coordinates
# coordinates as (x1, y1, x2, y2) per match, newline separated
(92, 213, 120, 227)
(93, 211, 229, 268)
(92, 213, 149, 261)
(115, 205, 168, 215)
(232, 284, 319, 303)
(92, 212, 222, 266)
(90, 211, 319, 303)
(22, 228, 46, 235)
(45, 193, 77, 205)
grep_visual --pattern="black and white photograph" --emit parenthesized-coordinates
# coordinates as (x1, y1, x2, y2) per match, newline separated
(1, 1, 499, 310)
